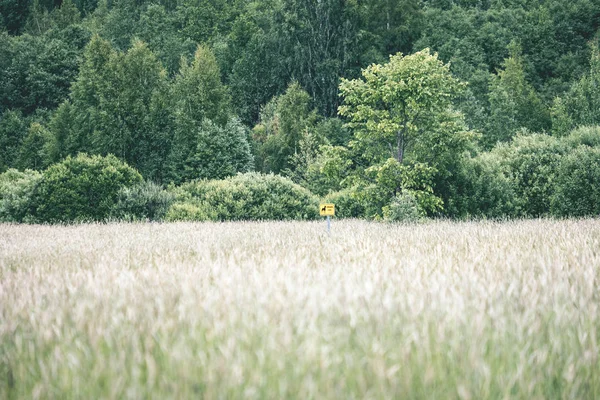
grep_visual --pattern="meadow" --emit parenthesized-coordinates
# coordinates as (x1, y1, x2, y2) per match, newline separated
(1, 219, 599, 399)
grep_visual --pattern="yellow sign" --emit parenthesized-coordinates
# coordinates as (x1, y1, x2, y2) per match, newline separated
(320, 203, 335, 216)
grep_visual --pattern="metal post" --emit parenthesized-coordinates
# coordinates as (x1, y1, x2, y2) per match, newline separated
(327, 215, 331, 235)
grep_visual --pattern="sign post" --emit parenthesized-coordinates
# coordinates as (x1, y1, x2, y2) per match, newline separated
(319, 203, 335, 234)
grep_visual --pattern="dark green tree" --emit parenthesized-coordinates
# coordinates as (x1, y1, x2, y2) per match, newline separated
(252, 82, 319, 174)
(17, 122, 52, 170)
(551, 44, 600, 136)
(166, 44, 233, 183)
(0, 0, 31, 34)
(0, 33, 80, 115)
(0, 110, 27, 172)
(485, 42, 550, 147)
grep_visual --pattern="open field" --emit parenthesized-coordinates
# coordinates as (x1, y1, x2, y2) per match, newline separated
(1, 219, 600, 399)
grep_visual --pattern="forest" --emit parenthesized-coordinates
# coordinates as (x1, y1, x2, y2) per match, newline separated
(1, 0, 600, 222)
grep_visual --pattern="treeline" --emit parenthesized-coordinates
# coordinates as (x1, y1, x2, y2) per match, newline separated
(1, 0, 600, 222)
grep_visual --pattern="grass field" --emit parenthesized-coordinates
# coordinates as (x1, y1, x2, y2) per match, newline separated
(1, 219, 599, 399)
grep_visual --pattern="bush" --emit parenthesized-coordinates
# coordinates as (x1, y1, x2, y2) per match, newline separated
(0, 169, 41, 222)
(383, 192, 423, 223)
(110, 181, 175, 221)
(564, 126, 600, 149)
(164, 202, 211, 222)
(551, 146, 600, 217)
(30, 154, 143, 223)
(323, 187, 365, 218)
(450, 151, 521, 219)
(494, 133, 565, 217)
(167, 173, 319, 221)
(449, 133, 568, 219)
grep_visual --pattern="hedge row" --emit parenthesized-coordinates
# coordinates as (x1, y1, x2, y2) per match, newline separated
(2, 127, 600, 224)
(166, 173, 319, 222)
(321, 126, 600, 221)
(447, 127, 600, 219)
(0, 154, 320, 223)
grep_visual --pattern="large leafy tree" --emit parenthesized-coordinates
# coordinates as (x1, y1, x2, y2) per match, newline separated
(337, 48, 474, 216)
(339, 49, 468, 165)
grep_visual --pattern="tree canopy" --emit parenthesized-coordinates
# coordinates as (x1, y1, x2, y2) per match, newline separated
(1, 0, 600, 221)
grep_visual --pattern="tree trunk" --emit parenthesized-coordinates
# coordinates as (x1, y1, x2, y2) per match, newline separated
(397, 131, 404, 164)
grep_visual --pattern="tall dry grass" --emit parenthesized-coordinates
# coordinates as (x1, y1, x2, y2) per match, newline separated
(1, 219, 599, 399)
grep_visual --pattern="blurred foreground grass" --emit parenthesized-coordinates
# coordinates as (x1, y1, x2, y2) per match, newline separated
(1, 219, 599, 399)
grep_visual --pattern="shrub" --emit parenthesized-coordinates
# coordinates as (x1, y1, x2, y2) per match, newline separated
(450, 151, 520, 219)
(564, 126, 600, 149)
(494, 133, 565, 217)
(323, 187, 365, 218)
(30, 154, 143, 223)
(551, 146, 600, 217)
(449, 133, 568, 219)
(383, 192, 423, 223)
(110, 181, 175, 221)
(0, 169, 41, 222)
(164, 202, 211, 222)
(167, 173, 319, 221)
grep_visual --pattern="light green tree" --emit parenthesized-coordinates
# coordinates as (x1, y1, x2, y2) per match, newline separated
(170, 44, 230, 126)
(339, 48, 468, 165)
(90, 39, 169, 179)
(52, 34, 114, 155)
(186, 118, 254, 180)
(337, 48, 474, 217)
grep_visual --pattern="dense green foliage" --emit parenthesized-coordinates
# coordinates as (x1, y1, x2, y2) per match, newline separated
(110, 181, 175, 222)
(323, 188, 364, 219)
(0, 168, 41, 222)
(334, 49, 473, 218)
(167, 173, 318, 221)
(551, 146, 600, 217)
(383, 192, 423, 223)
(451, 128, 600, 219)
(1, 0, 600, 222)
(29, 153, 143, 222)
